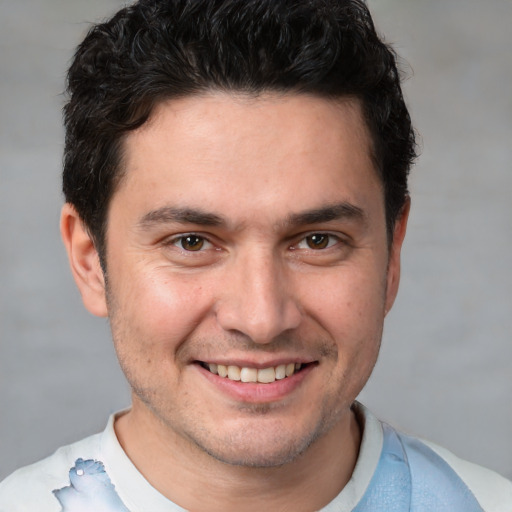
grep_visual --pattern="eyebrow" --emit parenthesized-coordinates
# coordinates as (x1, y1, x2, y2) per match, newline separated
(138, 201, 366, 230)
(138, 207, 225, 228)
(284, 202, 367, 228)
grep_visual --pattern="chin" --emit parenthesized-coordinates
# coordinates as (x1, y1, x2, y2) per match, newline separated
(188, 416, 330, 469)
(200, 440, 310, 468)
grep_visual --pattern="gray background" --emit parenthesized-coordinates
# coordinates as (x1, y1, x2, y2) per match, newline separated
(1, 0, 511, 482)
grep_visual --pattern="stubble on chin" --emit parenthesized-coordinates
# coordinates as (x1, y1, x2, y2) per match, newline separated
(105, 281, 374, 470)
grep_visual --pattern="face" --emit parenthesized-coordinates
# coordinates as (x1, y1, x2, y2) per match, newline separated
(77, 93, 406, 467)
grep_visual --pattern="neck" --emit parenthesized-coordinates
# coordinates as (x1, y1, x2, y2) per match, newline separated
(115, 402, 361, 512)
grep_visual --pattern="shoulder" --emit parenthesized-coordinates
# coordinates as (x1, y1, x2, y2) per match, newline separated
(352, 403, 512, 512)
(419, 438, 512, 512)
(0, 432, 103, 512)
(391, 427, 512, 512)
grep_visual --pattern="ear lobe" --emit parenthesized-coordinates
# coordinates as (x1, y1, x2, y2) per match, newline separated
(60, 203, 108, 317)
(384, 197, 410, 315)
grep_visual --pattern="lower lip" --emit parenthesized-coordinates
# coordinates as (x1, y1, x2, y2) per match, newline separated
(196, 363, 315, 403)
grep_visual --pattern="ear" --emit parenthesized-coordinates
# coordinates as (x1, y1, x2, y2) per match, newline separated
(384, 197, 410, 315)
(60, 203, 108, 317)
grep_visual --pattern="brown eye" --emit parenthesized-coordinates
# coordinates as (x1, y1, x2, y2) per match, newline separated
(180, 235, 205, 251)
(305, 234, 330, 249)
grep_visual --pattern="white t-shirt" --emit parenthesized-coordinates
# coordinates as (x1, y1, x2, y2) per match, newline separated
(1, 403, 511, 511)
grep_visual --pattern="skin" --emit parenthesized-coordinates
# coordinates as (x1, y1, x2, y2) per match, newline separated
(61, 93, 409, 511)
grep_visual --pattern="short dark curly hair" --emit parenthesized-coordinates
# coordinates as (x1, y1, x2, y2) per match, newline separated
(63, 0, 416, 263)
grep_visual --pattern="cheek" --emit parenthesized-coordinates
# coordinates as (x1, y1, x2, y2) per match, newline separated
(300, 263, 387, 338)
(109, 266, 214, 352)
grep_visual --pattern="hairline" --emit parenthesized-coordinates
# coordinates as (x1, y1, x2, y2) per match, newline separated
(90, 89, 397, 269)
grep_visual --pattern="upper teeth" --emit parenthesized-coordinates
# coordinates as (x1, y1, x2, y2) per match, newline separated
(206, 363, 302, 384)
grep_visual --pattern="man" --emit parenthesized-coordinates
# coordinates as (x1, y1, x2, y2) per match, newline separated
(1, 0, 511, 510)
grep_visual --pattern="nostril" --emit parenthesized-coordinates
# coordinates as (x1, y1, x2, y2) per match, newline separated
(214, 279, 302, 343)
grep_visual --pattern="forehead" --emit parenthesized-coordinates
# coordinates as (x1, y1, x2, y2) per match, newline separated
(129, 92, 374, 165)
(115, 92, 382, 226)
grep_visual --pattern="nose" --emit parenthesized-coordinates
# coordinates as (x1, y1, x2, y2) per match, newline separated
(215, 250, 302, 344)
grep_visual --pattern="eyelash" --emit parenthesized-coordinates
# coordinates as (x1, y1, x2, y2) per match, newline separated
(293, 233, 342, 251)
(168, 233, 214, 252)
(166, 232, 343, 253)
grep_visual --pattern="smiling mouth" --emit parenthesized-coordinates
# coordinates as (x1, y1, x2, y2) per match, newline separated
(199, 362, 311, 384)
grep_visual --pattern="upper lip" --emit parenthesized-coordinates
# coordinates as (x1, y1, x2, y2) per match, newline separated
(195, 358, 316, 369)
